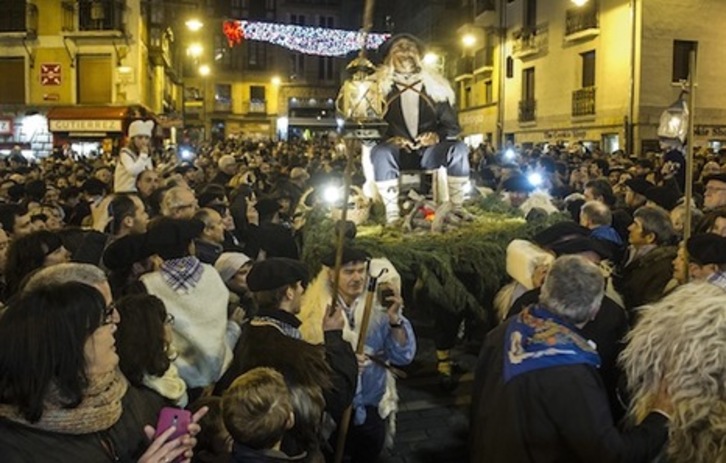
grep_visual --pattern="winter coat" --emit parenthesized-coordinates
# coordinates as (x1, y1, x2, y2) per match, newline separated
(0, 386, 165, 463)
(614, 245, 677, 314)
(470, 319, 668, 463)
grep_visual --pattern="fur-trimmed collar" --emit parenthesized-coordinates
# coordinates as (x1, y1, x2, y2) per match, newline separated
(374, 64, 456, 105)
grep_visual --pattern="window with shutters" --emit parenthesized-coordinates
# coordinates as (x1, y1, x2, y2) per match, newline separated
(77, 55, 112, 104)
(0, 58, 24, 104)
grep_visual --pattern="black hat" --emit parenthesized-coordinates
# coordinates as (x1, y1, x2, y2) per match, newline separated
(247, 258, 309, 292)
(532, 221, 590, 248)
(624, 178, 655, 196)
(501, 174, 535, 193)
(703, 173, 726, 186)
(686, 233, 726, 266)
(321, 246, 370, 267)
(103, 233, 153, 270)
(550, 236, 613, 261)
(254, 198, 280, 220)
(379, 33, 426, 58)
(174, 163, 198, 175)
(145, 218, 205, 260)
(643, 185, 681, 211)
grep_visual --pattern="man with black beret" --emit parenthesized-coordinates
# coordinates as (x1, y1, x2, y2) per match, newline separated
(216, 258, 357, 461)
(672, 233, 726, 286)
(703, 173, 726, 211)
(501, 173, 535, 208)
(370, 34, 470, 223)
(140, 218, 241, 395)
(299, 247, 416, 463)
(624, 177, 654, 212)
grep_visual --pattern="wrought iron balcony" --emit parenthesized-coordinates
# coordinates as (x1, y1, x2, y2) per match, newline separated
(512, 26, 547, 59)
(518, 99, 536, 123)
(455, 56, 474, 78)
(249, 100, 267, 114)
(0, 1, 38, 38)
(565, 2, 599, 41)
(473, 47, 494, 72)
(61, 0, 125, 33)
(474, 0, 495, 16)
(572, 86, 596, 117)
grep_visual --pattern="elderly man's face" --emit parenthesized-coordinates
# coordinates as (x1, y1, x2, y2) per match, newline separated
(387, 38, 422, 74)
(704, 179, 726, 210)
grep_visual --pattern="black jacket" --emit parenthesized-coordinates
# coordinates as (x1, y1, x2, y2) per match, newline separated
(214, 309, 357, 461)
(0, 385, 166, 463)
(470, 320, 668, 463)
(230, 443, 306, 463)
(614, 246, 677, 314)
(383, 85, 460, 142)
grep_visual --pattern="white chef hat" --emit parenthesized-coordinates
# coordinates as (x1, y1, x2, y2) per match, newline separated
(128, 120, 154, 139)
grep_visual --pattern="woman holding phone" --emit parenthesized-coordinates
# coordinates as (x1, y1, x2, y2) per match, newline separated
(0, 282, 205, 462)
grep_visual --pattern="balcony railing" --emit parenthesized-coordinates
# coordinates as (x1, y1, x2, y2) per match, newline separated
(0, 2, 38, 37)
(572, 86, 596, 117)
(519, 99, 536, 123)
(456, 56, 473, 77)
(214, 100, 232, 113)
(474, 0, 495, 16)
(248, 100, 267, 114)
(565, 3, 599, 38)
(474, 47, 494, 71)
(61, 0, 125, 33)
(512, 26, 547, 59)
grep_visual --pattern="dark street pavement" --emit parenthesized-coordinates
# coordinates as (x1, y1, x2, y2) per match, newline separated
(379, 313, 480, 463)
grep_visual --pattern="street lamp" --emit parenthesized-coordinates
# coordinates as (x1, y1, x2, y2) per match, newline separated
(423, 52, 439, 66)
(571, 0, 589, 5)
(461, 33, 476, 48)
(271, 76, 281, 86)
(198, 64, 210, 77)
(187, 43, 203, 58)
(185, 19, 203, 32)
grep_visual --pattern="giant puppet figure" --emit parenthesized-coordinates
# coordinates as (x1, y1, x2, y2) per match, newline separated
(371, 34, 470, 223)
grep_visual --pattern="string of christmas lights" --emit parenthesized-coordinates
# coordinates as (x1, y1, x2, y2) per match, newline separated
(223, 20, 389, 56)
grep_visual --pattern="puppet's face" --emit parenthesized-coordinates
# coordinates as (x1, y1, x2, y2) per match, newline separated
(387, 38, 422, 74)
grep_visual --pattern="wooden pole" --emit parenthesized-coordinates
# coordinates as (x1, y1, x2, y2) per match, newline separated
(332, 1, 379, 461)
(683, 50, 697, 244)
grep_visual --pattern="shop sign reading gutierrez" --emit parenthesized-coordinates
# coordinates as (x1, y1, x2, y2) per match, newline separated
(49, 119, 123, 132)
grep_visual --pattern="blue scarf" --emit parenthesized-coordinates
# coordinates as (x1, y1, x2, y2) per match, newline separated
(503, 306, 600, 383)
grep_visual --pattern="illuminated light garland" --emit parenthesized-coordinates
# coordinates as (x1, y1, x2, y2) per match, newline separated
(223, 20, 390, 57)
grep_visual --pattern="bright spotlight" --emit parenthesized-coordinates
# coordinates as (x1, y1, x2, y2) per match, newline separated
(462, 34, 476, 48)
(571, 0, 589, 5)
(187, 43, 203, 58)
(423, 52, 439, 66)
(504, 149, 517, 161)
(185, 19, 203, 31)
(271, 76, 281, 86)
(528, 173, 543, 187)
(198, 65, 211, 76)
(323, 185, 342, 204)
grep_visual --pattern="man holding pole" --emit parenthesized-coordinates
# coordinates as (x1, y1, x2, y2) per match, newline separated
(214, 258, 358, 461)
(300, 247, 417, 463)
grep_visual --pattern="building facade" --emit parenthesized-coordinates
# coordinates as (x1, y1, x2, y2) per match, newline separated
(186, 0, 351, 141)
(455, 0, 726, 153)
(0, 0, 183, 157)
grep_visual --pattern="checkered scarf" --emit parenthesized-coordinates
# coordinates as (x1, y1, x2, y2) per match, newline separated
(160, 256, 203, 292)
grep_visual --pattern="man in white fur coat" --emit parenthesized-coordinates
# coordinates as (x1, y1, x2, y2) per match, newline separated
(371, 34, 470, 223)
(299, 247, 417, 463)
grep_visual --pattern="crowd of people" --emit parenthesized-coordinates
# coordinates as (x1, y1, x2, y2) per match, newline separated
(0, 31, 725, 463)
(0, 113, 423, 462)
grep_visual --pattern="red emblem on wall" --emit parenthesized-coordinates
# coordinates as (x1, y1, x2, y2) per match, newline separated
(40, 63, 62, 86)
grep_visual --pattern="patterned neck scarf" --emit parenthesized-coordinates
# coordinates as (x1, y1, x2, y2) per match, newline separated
(503, 306, 600, 383)
(250, 309, 302, 340)
(160, 256, 203, 292)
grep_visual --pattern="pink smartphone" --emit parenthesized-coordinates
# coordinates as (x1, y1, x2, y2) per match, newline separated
(154, 407, 191, 443)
